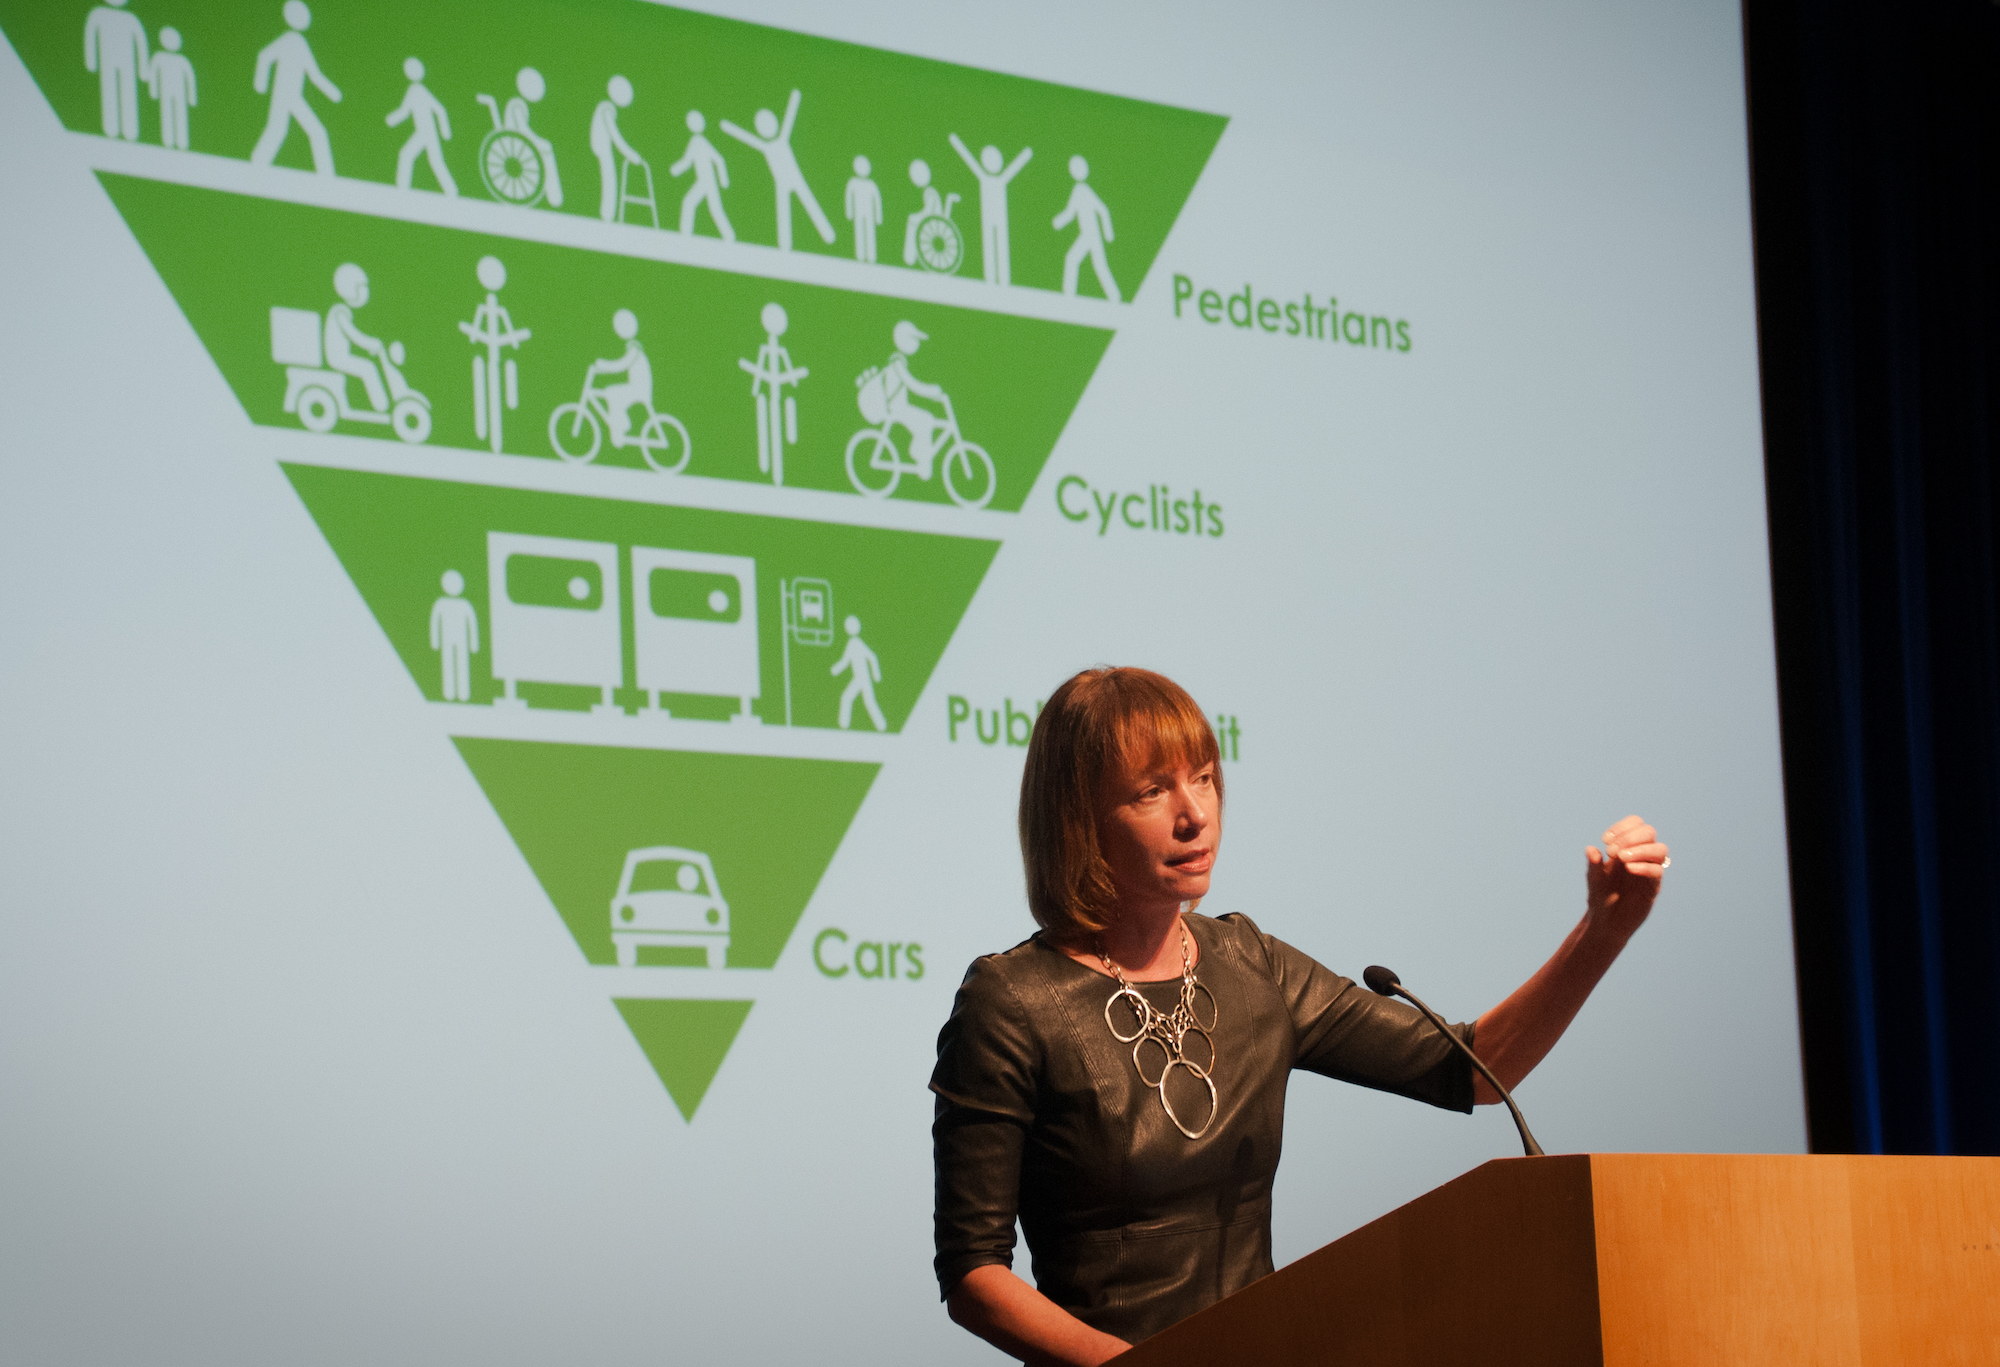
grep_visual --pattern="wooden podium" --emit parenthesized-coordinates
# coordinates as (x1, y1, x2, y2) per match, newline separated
(1122, 1154, 2000, 1366)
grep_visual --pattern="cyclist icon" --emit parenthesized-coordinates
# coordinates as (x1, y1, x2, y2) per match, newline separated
(844, 320, 994, 508)
(549, 308, 691, 472)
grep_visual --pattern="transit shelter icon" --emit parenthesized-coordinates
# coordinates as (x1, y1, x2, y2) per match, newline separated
(633, 546, 759, 720)
(611, 845, 730, 968)
(487, 532, 622, 712)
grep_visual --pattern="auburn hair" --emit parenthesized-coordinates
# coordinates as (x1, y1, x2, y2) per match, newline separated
(1018, 667, 1223, 942)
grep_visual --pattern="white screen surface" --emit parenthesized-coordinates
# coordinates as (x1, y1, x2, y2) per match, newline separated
(0, 2, 1799, 1362)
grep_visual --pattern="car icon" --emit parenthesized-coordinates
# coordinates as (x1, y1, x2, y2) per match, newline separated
(610, 846, 730, 968)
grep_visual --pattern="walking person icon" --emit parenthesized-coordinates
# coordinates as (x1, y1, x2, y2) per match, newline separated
(949, 135, 1032, 286)
(831, 615, 885, 731)
(844, 155, 883, 264)
(1053, 154, 1120, 302)
(387, 57, 455, 195)
(429, 569, 479, 702)
(83, 0, 149, 142)
(148, 27, 196, 151)
(720, 90, 835, 252)
(250, 1, 341, 175)
(669, 111, 735, 240)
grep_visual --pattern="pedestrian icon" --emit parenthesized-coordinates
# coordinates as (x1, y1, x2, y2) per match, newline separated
(831, 615, 884, 732)
(844, 155, 882, 264)
(611, 847, 731, 969)
(148, 26, 195, 151)
(475, 68, 562, 208)
(949, 135, 1031, 286)
(271, 263, 431, 443)
(720, 90, 834, 252)
(250, 1, 341, 176)
(429, 568, 479, 702)
(84, 0, 148, 143)
(1054, 154, 1120, 301)
(386, 57, 455, 195)
(457, 255, 530, 455)
(550, 308, 691, 473)
(591, 75, 657, 226)
(846, 321, 995, 508)
(668, 110, 735, 241)
(737, 302, 807, 487)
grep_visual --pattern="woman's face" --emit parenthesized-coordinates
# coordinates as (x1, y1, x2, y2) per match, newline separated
(1096, 753, 1220, 916)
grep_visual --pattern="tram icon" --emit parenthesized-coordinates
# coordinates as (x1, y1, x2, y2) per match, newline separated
(487, 532, 623, 712)
(633, 547, 760, 721)
(483, 532, 763, 719)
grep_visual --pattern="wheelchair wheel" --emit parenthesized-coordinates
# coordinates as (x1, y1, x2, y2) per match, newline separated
(844, 428, 903, 498)
(942, 441, 996, 509)
(548, 402, 602, 462)
(297, 385, 339, 434)
(391, 398, 431, 445)
(480, 130, 546, 206)
(637, 412, 692, 474)
(915, 214, 963, 274)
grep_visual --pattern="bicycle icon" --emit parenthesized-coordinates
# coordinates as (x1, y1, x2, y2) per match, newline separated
(844, 322, 993, 507)
(911, 191, 965, 274)
(548, 309, 690, 472)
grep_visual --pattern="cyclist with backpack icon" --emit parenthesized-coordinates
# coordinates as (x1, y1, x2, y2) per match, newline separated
(846, 320, 996, 508)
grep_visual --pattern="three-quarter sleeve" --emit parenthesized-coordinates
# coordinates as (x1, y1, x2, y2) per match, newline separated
(930, 956, 1041, 1298)
(1230, 915, 1477, 1114)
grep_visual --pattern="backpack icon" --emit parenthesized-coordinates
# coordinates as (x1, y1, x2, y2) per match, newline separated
(854, 364, 890, 425)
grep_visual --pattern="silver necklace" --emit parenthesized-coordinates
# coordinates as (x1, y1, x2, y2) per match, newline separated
(1100, 921, 1219, 1139)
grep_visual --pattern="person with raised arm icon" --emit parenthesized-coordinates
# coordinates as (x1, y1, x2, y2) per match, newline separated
(902, 159, 946, 267)
(251, 1, 341, 175)
(324, 263, 389, 413)
(831, 616, 885, 732)
(949, 135, 1031, 286)
(1053, 154, 1121, 302)
(591, 76, 648, 222)
(669, 110, 734, 241)
(148, 26, 196, 151)
(845, 155, 883, 264)
(84, 0, 149, 142)
(720, 90, 835, 252)
(429, 570, 479, 703)
(386, 57, 455, 195)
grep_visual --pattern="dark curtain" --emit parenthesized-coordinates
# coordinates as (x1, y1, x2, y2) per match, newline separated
(1745, 0, 2000, 1153)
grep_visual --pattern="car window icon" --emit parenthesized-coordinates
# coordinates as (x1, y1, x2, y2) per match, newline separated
(611, 846, 730, 968)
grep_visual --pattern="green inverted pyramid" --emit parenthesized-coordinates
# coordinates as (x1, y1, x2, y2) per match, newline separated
(614, 999, 754, 1122)
(455, 738, 877, 969)
(8, 0, 1224, 296)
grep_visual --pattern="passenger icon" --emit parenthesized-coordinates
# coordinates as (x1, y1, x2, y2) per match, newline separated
(632, 547, 760, 722)
(486, 532, 622, 714)
(949, 135, 1032, 286)
(1054, 154, 1120, 301)
(270, 263, 431, 443)
(386, 56, 455, 195)
(429, 569, 479, 702)
(611, 847, 730, 969)
(591, 75, 656, 225)
(720, 90, 835, 252)
(250, 1, 341, 176)
(737, 302, 807, 487)
(475, 67, 562, 208)
(845, 321, 995, 508)
(668, 110, 734, 240)
(831, 615, 885, 732)
(901, 159, 963, 274)
(457, 255, 530, 455)
(549, 308, 691, 473)
(843, 155, 882, 264)
(84, 0, 148, 142)
(148, 27, 196, 151)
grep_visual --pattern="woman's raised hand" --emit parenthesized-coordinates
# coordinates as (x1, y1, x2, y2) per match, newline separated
(1585, 814, 1667, 939)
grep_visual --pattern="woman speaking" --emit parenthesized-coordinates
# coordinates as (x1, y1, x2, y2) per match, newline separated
(931, 668, 1667, 1364)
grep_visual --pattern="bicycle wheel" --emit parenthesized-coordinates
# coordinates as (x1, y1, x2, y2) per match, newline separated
(844, 428, 902, 498)
(916, 215, 963, 274)
(636, 412, 692, 474)
(481, 131, 545, 206)
(548, 402, 602, 462)
(942, 441, 996, 509)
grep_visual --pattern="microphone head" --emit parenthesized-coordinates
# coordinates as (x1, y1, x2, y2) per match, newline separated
(1362, 965, 1401, 996)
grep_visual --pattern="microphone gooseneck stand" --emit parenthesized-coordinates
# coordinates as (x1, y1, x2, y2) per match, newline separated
(1363, 964, 1545, 1158)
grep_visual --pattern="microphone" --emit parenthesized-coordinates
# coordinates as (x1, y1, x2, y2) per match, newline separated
(1363, 965, 1545, 1158)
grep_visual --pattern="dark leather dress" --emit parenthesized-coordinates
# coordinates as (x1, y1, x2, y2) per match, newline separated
(931, 911, 1475, 1346)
